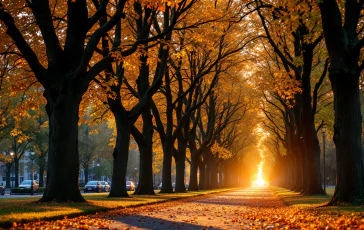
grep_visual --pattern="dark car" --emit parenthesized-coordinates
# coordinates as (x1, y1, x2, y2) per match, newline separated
(126, 181, 135, 191)
(19, 180, 39, 192)
(84, 181, 103, 193)
(0, 183, 5, 195)
(100, 181, 110, 192)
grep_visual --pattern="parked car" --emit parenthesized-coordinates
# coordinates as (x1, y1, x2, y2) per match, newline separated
(126, 181, 135, 191)
(0, 183, 5, 195)
(100, 181, 110, 192)
(19, 180, 39, 192)
(84, 181, 103, 193)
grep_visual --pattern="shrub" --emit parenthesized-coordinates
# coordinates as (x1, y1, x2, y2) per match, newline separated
(11, 187, 45, 194)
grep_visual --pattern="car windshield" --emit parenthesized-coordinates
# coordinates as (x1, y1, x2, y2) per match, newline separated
(21, 180, 31, 185)
(126, 181, 131, 185)
(87, 181, 98, 185)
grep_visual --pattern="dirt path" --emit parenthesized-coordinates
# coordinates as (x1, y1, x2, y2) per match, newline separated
(108, 187, 285, 229)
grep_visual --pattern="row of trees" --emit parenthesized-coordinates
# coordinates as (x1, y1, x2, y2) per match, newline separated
(0, 0, 363, 205)
(255, 0, 364, 204)
(0, 0, 256, 202)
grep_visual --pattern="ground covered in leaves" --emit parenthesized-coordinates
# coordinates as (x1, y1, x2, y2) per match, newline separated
(0, 189, 232, 228)
(5, 187, 364, 229)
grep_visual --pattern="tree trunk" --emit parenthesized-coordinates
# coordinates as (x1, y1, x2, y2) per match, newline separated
(5, 163, 11, 188)
(175, 139, 187, 193)
(14, 158, 19, 188)
(109, 114, 130, 198)
(301, 48, 324, 195)
(219, 166, 223, 188)
(160, 142, 173, 193)
(210, 163, 219, 189)
(328, 72, 364, 204)
(188, 153, 199, 191)
(39, 164, 45, 187)
(133, 107, 155, 195)
(84, 167, 89, 184)
(198, 161, 206, 190)
(39, 91, 85, 202)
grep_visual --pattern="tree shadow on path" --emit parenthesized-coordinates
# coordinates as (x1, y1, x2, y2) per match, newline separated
(111, 214, 220, 229)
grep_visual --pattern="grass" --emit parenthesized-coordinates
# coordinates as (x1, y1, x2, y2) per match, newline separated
(0, 188, 234, 227)
(271, 186, 364, 214)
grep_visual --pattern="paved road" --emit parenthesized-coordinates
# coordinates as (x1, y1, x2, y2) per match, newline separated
(108, 187, 285, 229)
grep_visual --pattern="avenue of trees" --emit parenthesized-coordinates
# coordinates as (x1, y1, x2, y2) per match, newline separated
(0, 0, 363, 206)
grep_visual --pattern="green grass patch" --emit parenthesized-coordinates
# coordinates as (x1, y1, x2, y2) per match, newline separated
(0, 188, 234, 227)
(271, 186, 364, 214)
(271, 186, 331, 206)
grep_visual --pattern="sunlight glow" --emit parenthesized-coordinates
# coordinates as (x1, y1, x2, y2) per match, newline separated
(252, 124, 269, 187)
(253, 161, 267, 187)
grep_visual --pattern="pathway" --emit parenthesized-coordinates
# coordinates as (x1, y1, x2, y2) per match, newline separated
(108, 187, 286, 229)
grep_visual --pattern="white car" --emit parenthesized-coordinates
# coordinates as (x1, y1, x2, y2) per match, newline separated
(19, 180, 39, 192)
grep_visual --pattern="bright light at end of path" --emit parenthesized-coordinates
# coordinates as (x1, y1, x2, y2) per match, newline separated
(252, 124, 269, 187)
(252, 161, 268, 187)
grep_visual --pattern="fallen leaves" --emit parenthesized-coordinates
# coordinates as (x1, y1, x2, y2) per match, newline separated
(5, 187, 364, 229)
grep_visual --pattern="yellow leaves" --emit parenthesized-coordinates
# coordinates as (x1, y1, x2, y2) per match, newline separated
(211, 143, 232, 159)
(9, 128, 30, 143)
(10, 128, 22, 137)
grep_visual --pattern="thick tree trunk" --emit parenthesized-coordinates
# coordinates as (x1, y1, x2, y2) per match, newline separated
(39, 91, 85, 202)
(301, 49, 324, 195)
(205, 161, 218, 189)
(109, 115, 130, 197)
(188, 153, 199, 191)
(175, 139, 187, 193)
(134, 106, 155, 195)
(175, 156, 186, 192)
(160, 143, 173, 193)
(329, 73, 364, 204)
(198, 161, 206, 190)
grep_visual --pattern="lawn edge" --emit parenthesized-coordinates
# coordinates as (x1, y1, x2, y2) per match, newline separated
(1, 188, 238, 228)
(269, 186, 291, 206)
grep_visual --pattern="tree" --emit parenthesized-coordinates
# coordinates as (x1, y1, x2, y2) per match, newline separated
(0, 0, 139, 202)
(319, 0, 364, 204)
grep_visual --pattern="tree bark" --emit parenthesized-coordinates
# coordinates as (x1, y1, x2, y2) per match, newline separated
(188, 153, 199, 191)
(39, 91, 85, 202)
(39, 164, 45, 187)
(160, 142, 174, 193)
(108, 109, 130, 197)
(198, 160, 206, 190)
(14, 158, 19, 188)
(329, 72, 364, 203)
(301, 48, 324, 195)
(5, 163, 11, 188)
(133, 107, 155, 195)
(175, 139, 187, 192)
(319, 0, 364, 204)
